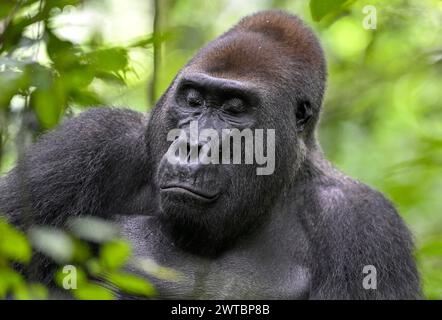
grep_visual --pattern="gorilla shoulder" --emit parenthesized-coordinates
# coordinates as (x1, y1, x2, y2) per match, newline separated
(0, 108, 151, 226)
(307, 172, 420, 299)
(45, 107, 148, 142)
(311, 170, 412, 245)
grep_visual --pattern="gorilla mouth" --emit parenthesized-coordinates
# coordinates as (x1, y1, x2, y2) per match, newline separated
(160, 184, 220, 202)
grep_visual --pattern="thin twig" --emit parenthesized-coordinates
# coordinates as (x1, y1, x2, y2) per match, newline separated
(149, 0, 161, 107)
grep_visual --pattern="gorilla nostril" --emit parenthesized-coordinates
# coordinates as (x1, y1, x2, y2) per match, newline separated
(186, 140, 212, 164)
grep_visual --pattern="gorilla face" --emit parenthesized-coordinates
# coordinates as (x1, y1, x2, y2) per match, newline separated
(157, 73, 260, 203)
(145, 11, 326, 254)
(150, 73, 282, 254)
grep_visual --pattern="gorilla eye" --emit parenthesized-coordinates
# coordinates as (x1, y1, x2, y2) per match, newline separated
(223, 98, 245, 114)
(185, 89, 204, 108)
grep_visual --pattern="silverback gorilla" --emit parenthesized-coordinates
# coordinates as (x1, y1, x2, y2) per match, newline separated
(0, 11, 420, 299)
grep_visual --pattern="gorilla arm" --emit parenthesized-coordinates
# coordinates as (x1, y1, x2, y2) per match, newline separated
(0, 108, 152, 228)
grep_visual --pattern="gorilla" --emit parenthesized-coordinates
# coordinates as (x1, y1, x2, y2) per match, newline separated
(0, 10, 420, 299)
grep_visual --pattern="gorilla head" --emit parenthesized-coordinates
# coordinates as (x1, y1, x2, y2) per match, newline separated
(146, 11, 327, 255)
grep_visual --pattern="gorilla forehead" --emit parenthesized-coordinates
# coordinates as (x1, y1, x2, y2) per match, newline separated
(187, 10, 326, 86)
(191, 34, 286, 82)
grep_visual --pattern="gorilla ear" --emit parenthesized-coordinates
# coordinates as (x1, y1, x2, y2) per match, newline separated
(295, 101, 313, 132)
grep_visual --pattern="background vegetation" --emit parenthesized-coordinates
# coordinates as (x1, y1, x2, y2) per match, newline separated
(0, 0, 441, 299)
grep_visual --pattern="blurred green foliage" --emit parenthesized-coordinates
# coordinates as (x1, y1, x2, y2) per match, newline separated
(1, 216, 157, 299)
(0, 0, 153, 130)
(0, 0, 441, 299)
(0, 218, 46, 299)
(1, 210, 168, 299)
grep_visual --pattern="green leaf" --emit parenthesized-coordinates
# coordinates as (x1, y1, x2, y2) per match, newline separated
(27, 283, 49, 300)
(134, 258, 182, 281)
(25, 63, 53, 90)
(0, 276, 7, 299)
(310, 0, 350, 22)
(31, 86, 65, 129)
(27, 64, 65, 129)
(86, 258, 103, 276)
(0, 68, 29, 109)
(100, 240, 131, 270)
(73, 282, 115, 300)
(83, 48, 129, 73)
(0, 9, 46, 54)
(72, 239, 92, 263)
(128, 35, 155, 48)
(0, 268, 25, 298)
(13, 283, 48, 300)
(61, 67, 95, 89)
(55, 265, 87, 289)
(47, 31, 80, 69)
(69, 90, 102, 107)
(0, 219, 32, 263)
(28, 227, 74, 263)
(45, 0, 82, 9)
(12, 285, 32, 300)
(0, 2, 15, 20)
(95, 71, 126, 86)
(105, 272, 156, 297)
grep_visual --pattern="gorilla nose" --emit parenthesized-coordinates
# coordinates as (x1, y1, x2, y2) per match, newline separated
(166, 134, 219, 170)
(159, 134, 221, 189)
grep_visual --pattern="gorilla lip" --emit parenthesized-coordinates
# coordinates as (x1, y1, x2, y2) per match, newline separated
(160, 184, 220, 202)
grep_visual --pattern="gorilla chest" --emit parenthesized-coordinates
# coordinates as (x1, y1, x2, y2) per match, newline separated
(153, 252, 311, 299)
(121, 216, 311, 299)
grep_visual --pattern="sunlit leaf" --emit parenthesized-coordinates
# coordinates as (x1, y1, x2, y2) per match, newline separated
(31, 85, 65, 129)
(55, 265, 87, 289)
(0, 219, 32, 263)
(27, 64, 65, 128)
(134, 258, 182, 281)
(28, 227, 74, 263)
(86, 258, 103, 276)
(0, 9, 46, 53)
(128, 35, 155, 48)
(70, 90, 102, 107)
(0, 69, 28, 109)
(47, 31, 80, 68)
(100, 240, 131, 270)
(46, 0, 82, 10)
(83, 48, 129, 73)
(0, 268, 25, 298)
(72, 239, 92, 263)
(27, 283, 48, 300)
(0, 2, 15, 20)
(68, 217, 120, 243)
(310, 0, 350, 22)
(14, 283, 48, 300)
(73, 282, 115, 300)
(0, 276, 7, 299)
(61, 67, 95, 89)
(105, 271, 156, 297)
(95, 71, 126, 86)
